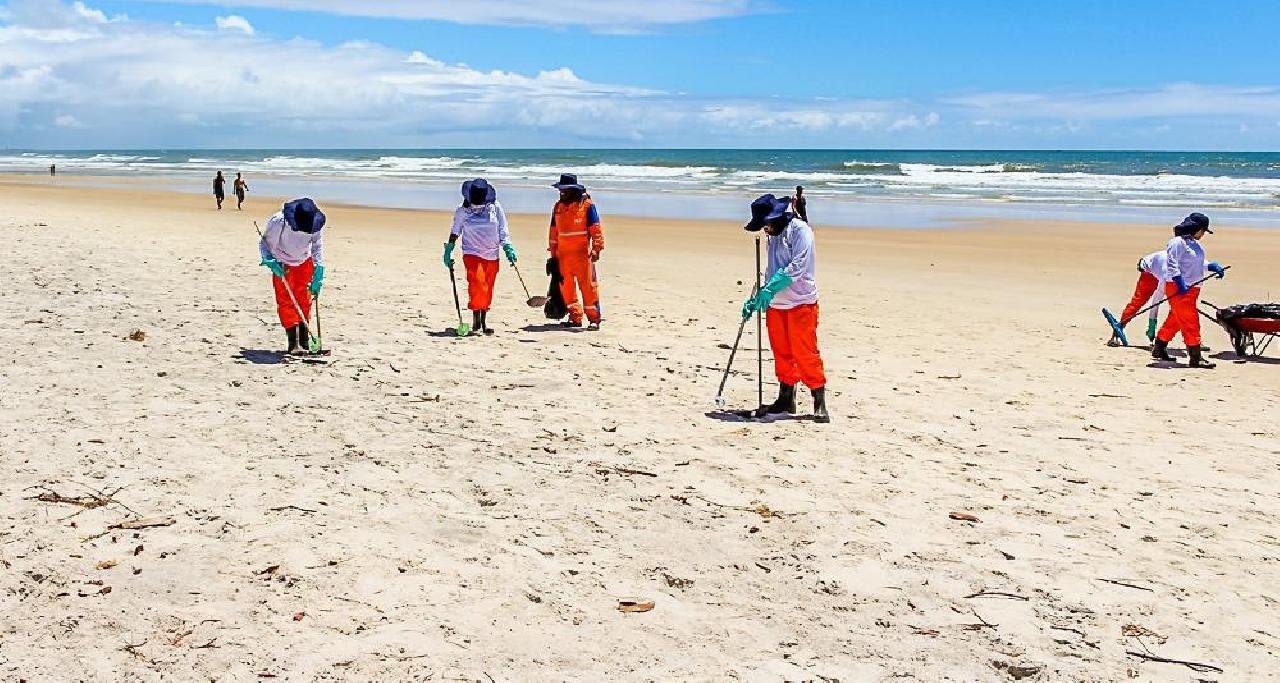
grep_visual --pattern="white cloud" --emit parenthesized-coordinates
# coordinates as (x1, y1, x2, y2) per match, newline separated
(54, 113, 81, 127)
(214, 14, 253, 35)
(152, 0, 762, 31)
(5, 1, 1280, 148)
(943, 83, 1280, 121)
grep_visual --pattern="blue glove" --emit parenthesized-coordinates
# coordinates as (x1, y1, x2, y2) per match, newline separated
(741, 272, 794, 319)
(503, 243, 517, 264)
(442, 241, 456, 268)
(1173, 275, 1189, 295)
(1208, 261, 1226, 278)
(309, 265, 325, 295)
(260, 257, 285, 278)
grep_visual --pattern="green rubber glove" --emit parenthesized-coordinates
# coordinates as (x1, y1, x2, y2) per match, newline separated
(754, 271, 794, 309)
(1146, 317, 1158, 342)
(309, 265, 325, 295)
(503, 243, 517, 264)
(442, 241, 456, 268)
(740, 272, 794, 319)
(260, 257, 285, 278)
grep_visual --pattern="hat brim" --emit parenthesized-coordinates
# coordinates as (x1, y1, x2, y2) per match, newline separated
(552, 183, 585, 191)
(743, 219, 766, 232)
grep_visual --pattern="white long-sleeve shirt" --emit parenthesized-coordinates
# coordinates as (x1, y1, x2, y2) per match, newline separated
(451, 202, 511, 260)
(258, 212, 323, 267)
(765, 217, 819, 309)
(1163, 235, 1207, 285)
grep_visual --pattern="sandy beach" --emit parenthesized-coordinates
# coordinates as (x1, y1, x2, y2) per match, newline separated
(2, 176, 1279, 680)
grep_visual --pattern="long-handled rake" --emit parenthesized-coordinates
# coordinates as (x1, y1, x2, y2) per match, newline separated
(1102, 266, 1230, 346)
(714, 283, 759, 410)
(448, 262, 471, 337)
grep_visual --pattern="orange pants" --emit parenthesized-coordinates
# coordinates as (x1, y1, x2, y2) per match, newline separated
(463, 255, 499, 311)
(1156, 282, 1202, 346)
(766, 303, 825, 389)
(1120, 271, 1159, 322)
(272, 258, 313, 328)
(557, 254, 601, 323)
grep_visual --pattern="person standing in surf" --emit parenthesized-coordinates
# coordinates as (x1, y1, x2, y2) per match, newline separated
(234, 172, 249, 210)
(213, 171, 226, 210)
(443, 178, 516, 336)
(258, 198, 326, 354)
(793, 185, 808, 222)
(742, 193, 830, 423)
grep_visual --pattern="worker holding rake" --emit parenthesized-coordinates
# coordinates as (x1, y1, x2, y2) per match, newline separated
(258, 198, 326, 354)
(443, 178, 516, 336)
(1153, 212, 1226, 367)
(742, 194, 830, 423)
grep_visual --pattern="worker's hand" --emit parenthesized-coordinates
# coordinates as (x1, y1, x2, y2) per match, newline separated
(503, 243, 518, 265)
(590, 249, 601, 263)
(741, 297, 757, 320)
(260, 257, 285, 278)
(1208, 261, 1226, 279)
(442, 241, 456, 269)
(1145, 318, 1158, 342)
(309, 265, 326, 295)
(1173, 275, 1190, 295)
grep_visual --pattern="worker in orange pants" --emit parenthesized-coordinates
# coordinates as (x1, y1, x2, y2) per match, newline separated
(258, 198, 325, 354)
(444, 179, 516, 335)
(1152, 212, 1225, 368)
(547, 173, 603, 329)
(742, 193, 829, 423)
(1116, 249, 1167, 342)
(766, 303, 826, 391)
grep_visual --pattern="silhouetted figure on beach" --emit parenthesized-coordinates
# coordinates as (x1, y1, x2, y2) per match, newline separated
(214, 171, 226, 210)
(234, 172, 249, 210)
(793, 185, 808, 222)
(49, 164, 56, 177)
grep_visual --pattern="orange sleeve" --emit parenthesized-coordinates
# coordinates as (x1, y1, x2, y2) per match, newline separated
(547, 211, 558, 254)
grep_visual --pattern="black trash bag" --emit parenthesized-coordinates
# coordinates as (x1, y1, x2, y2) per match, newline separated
(1216, 303, 1280, 323)
(544, 257, 568, 320)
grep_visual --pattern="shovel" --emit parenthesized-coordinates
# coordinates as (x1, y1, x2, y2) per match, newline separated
(510, 260, 548, 308)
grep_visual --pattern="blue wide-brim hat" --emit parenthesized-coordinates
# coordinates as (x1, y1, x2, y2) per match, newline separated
(462, 178, 496, 205)
(552, 173, 585, 191)
(283, 198, 325, 234)
(743, 193, 793, 232)
(1174, 212, 1212, 236)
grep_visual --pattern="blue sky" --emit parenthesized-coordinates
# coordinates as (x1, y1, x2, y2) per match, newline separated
(4, 0, 1280, 149)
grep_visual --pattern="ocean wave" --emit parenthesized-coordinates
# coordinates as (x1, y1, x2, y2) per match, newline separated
(839, 161, 904, 175)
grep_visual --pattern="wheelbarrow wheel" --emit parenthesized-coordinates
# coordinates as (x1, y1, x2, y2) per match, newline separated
(1231, 329, 1250, 358)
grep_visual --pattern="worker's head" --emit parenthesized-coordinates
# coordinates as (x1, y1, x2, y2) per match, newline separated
(795, 185, 804, 196)
(1174, 212, 1212, 240)
(552, 173, 585, 202)
(743, 194, 794, 234)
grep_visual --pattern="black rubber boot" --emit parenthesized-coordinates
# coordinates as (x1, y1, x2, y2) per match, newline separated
(295, 323, 310, 354)
(1151, 339, 1175, 361)
(286, 326, 300, 354)
(812, 387, 831, 424)
(1188, 345, 1216, 369)
(480, 310, 494, 336)
(471, 310, 482, 336)
(755, 383, 797, 417)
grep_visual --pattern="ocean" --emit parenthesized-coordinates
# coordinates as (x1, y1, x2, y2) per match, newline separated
(6, 149, 1280, 227)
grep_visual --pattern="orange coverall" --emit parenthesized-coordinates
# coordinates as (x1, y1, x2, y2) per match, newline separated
(548, 197, 604, 324)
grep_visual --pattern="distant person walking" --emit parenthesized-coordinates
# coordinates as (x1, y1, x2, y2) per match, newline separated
(213, 171, 226, 210)
(49, 164, 56, 177)
(793, 185, 808, 222)
(234, 172, 249, 210)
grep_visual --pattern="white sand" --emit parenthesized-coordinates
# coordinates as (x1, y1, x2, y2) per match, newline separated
(1, 178, 1278, 680)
